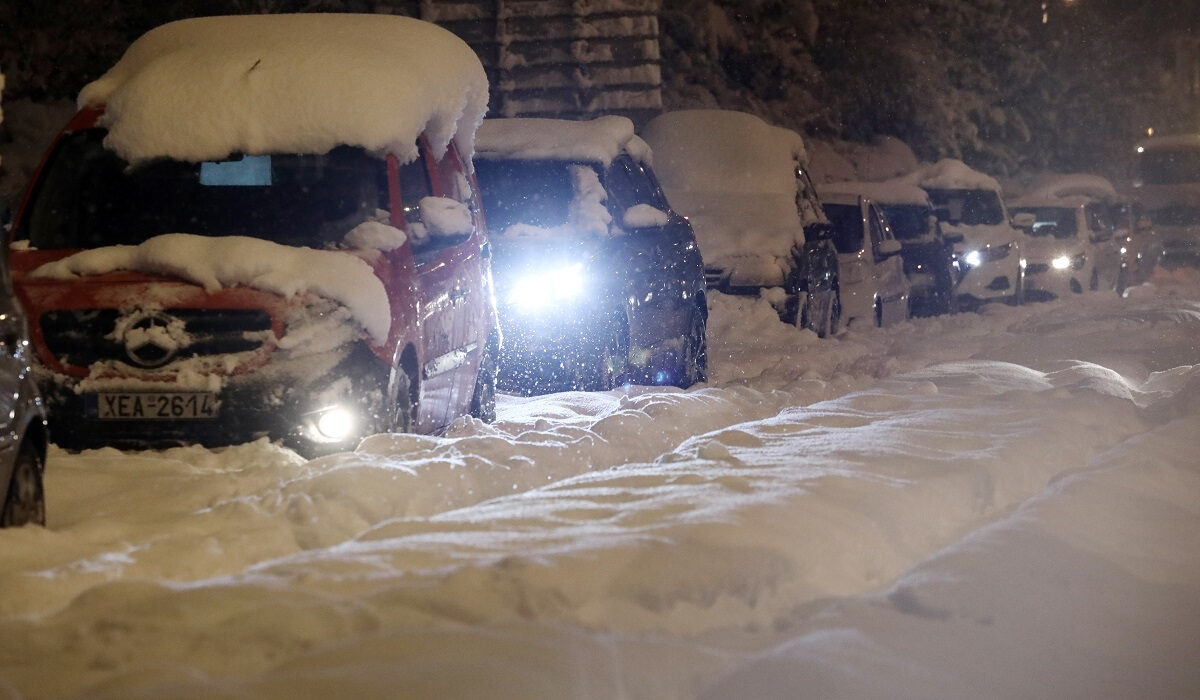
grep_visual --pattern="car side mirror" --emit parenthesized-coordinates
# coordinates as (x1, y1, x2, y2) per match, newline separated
(622, 203, 669, 230)
(876, 239, 902, 257)
(419, 197, 474, 238)
(804, 221, 834, 240)
(1011, 212, 1036, 232)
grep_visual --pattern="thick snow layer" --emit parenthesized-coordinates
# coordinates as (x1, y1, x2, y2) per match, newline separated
(0, 269, 1198, 698)
(904, 157, 1004, 193)
(474, 116, 649, 166)
(1017, 172, 1121, 207)
(30, 233, 392, 341)
(641, 110, 812, 283)
(820, 179, 932, 207)
(78, 14, 489, 165)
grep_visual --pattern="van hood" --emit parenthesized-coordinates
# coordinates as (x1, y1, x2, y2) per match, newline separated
(25, 233, 392, 341)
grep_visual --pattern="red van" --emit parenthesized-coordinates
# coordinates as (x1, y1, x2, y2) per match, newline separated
(6, 15, 498, 456)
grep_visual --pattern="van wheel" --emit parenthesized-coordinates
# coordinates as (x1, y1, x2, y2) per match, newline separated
(469, 333, 498, 423)
(392, 371, 414, 433)
(677, 305, 708, 388)
(809, 289, 840, 338)
(874, 299, 884, 328)
(2, 442, 45, 528)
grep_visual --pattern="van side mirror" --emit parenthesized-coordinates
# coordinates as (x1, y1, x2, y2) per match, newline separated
(876, 239, 902, 258)
(803, 221, 834, 240)
(622, 203, 669, 229)
(419, 197, 474, 238)
(1011, 212, 1036, 232)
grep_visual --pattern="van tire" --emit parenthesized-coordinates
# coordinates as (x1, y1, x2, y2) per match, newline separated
(2, 441, 45, 528)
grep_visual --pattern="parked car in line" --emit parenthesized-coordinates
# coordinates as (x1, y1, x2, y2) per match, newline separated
(822, 181, 956, 317)
(1130, 133, 1200, 267)
(1109, 196, 1163, 294)
(473, 116, 707, 395)
(0, 254, 48, 527)
(905, 159, 1025, 308)
(1007, 174, 1124, 301)
(7, 14, 498, 457)
(818, 190, 911, 327)
(641, 110, 842, 337)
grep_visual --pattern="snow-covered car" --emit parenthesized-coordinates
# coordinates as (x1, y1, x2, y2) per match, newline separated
(1008, 175, 1124, 301)
(7, 15, 498, 456)
(0, 254, 47, 527)
(641, 110, 842, 337)
(822, 181, 956, 317)
(819, 191, 911, 327)
(907, 159, 1025, 308)
(473, 117, 707, 394)
(1130, 133, 1200, 267)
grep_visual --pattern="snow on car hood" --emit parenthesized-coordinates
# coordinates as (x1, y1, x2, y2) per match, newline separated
(78, 14, 489, 166)
(1020, 232, 1086, 262)
(941, 220, 1021, 248)
(30, 234, 392, 341)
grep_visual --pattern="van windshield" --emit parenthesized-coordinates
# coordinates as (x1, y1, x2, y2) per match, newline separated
(17, 129, 389, 250)
(924, 188, 1005, 226)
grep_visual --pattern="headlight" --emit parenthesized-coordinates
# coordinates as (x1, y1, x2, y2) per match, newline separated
(1051, 255, 1071, 270)
(508, 263, 586, 313)
(314, 405, 357, 442)
(963, 250, 982, 267)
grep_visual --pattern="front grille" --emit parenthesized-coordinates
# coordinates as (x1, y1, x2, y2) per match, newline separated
(41, 308, 274, 368)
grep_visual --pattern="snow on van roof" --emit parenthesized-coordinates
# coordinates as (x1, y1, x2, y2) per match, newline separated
(820, 180, 932, 207)
(903, 158, 1003, 193)
(473, 116, 649, 165)
(641, 109, 807, 195)
(78, 14, 489, 165)
(1012, 173, 1119, 208)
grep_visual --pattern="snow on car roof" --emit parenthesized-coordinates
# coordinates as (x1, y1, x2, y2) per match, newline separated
(641, 109, 807, 195)
(1011, 173, 1119, 208)
(820, 180, 932, 207)
(903, 158, 1003, 193)
(78, 14, 489, 165)
(473, 116, 650, 165)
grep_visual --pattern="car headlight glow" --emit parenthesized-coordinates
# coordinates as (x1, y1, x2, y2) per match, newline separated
(508, 263, 586, 312)
(963, 250, 982, 267)
(315, 405, 357, 441)
(1051, 255, 1071, 270)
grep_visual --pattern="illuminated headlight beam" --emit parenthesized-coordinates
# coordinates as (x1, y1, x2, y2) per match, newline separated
(963, 250, 982, 267)
(1051, 255, 1071, 270)
(508, 263, 586, 312)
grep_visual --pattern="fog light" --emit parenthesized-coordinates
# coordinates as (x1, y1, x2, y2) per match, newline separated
(1051, 255, 1071, 270)
(315, 406, 356, 441)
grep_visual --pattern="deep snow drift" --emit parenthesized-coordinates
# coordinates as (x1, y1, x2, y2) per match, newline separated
(0, 269, 1198, 699)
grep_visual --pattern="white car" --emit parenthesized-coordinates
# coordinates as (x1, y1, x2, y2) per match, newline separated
(1008, 175, 1124, 301)
(820, 191, 911, 327)
(906, 159, 1025, 308)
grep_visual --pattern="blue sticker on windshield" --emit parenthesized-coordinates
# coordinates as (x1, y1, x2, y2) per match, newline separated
(200, 155, 272, 186)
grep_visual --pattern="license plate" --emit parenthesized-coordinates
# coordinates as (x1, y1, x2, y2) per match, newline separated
(90, 392, 221, 420)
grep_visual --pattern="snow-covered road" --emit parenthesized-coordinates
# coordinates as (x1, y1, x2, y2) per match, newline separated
(1, 270, 1198, 699)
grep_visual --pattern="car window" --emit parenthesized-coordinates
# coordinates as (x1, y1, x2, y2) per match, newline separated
(605, 156, 666, 214)
(1085, 203, 1113, 233)
(868, 204, 889, 253)
(878, 204, 933, 241)
(822, 203, 866, 254)
(474, 159, 574, 234)
(1013, 206, 1078, 238)
(925, 188, 1005, 226)
(19, 129, 389, 250)
(410, 146, 475, 260)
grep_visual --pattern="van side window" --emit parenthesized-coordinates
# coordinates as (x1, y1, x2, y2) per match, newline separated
(411, 145, 474, 261)
(398, 157, 433, 228)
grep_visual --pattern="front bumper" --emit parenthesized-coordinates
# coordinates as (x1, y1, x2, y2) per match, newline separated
(40, 342, 394, 457)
